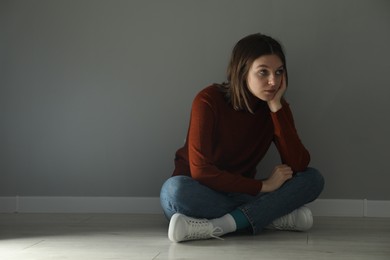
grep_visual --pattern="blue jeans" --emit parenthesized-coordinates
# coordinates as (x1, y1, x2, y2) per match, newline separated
(160, 167, 324, 234)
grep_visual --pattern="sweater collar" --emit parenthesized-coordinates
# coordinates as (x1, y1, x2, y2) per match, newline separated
(247, 91, 268, 113)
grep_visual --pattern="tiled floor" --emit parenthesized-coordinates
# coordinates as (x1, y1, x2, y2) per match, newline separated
(0, 214, 389, 259)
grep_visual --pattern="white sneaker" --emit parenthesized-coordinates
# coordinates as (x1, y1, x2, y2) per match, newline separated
(168, 213, 224, 242)
(267, 206, 313, 231)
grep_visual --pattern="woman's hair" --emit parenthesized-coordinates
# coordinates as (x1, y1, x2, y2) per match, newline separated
(218, 33, 287, 113)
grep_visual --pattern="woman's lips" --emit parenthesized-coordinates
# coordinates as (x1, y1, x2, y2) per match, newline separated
(264, 90, 276, 94)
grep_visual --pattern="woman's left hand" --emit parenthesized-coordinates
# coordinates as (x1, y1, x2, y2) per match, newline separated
(267, 73, 287, 112)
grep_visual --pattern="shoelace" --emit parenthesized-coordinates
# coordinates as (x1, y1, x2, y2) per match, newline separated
(184, 219, 224, 241)
(271, 213, 296, 230)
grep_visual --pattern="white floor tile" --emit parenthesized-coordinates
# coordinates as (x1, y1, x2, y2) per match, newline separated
(0, 214, 389, 260)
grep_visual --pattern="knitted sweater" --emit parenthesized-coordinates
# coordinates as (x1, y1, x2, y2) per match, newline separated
(173, 85, 310, 195)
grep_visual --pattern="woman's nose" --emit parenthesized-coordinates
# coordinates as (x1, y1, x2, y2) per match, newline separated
(268, 75, 276, 86)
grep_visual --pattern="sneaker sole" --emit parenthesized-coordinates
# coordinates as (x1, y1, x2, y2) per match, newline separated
(168, 213, 182, 242)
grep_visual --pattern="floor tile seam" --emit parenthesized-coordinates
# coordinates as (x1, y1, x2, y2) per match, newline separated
(22, 239, 45, 251)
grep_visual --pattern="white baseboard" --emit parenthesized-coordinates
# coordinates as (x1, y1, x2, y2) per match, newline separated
(306, 199, 390, 217)
(0, 197, 389, 217)
(0, 196, 163, 214)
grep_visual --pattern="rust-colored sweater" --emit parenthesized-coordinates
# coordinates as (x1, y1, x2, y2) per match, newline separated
(173, 85, 310, 195)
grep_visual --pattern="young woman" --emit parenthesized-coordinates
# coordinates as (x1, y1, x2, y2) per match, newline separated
(160, 33, 324, 242)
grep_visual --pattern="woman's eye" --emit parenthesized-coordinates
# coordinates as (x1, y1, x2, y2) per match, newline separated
(276, 69, 284, 75)
(258, 70, 269, 76)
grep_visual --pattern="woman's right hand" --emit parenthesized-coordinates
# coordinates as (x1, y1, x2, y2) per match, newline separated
(261, 164, 293, 192)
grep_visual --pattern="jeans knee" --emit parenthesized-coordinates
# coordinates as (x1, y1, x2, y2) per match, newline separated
(304, 167, 325, 195)
(160, 176, 192, 201)
(160, 176, 193, 219)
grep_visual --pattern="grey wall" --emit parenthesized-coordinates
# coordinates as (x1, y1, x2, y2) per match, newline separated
(1, 0, 389, 199)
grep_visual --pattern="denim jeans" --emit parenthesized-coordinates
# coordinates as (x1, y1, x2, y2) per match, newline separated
(160, 167, 324, 234)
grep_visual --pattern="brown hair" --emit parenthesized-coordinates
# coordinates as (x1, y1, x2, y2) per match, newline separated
(218, 33, 287, 113)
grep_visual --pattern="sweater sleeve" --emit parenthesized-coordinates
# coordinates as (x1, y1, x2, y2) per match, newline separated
(187, 92, 263, 195)
(271, 99, 310, 172)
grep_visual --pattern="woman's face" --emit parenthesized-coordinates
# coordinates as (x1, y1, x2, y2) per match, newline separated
(246, 54, 285, 102)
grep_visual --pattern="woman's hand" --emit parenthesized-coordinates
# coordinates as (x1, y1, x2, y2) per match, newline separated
(267, 73, 287, 112)
(261, 164, 293, 192)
